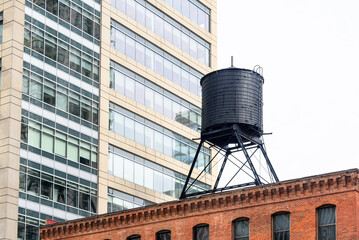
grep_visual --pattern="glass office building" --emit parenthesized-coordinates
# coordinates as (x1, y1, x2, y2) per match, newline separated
(0, 0, 217, 238)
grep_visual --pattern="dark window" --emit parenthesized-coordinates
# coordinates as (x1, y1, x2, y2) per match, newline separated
(27, 175, 40, 195)
(41, 180, 53, 200)
(45, 40, 57, 60)
(17, 222, 25, 240)
(43, 86, 55, 105)
(24, 29, 31, 47)
(91, 195, 97, 213)
(233, 218, 249, 240)
(67, 188, 78, 207)
(127, 235, 141, 240)
(19, 172, 26, 192)
(273, 212, 290, 240)
(46, 0, 58, 15)
(32, 33, 44, 54)
(33, 0, 45, 8)
(193, 224, 209, 240)
(83, 16, 93, 35)
(69, 98, 80, 116)
(26, 225, 39, 240)
(54, 184, 66, 203)
(70, 53, 81, 72)
(94, 23, 100, 40)
(79, 192, 90, 211)
(57, 47, 69, 66)
(318, 205, 336, 240)
(156, 230, 171, 240)
(81, 103, 92, 121)
(59, 2, 70, 22)
(71, 9, 82, 29)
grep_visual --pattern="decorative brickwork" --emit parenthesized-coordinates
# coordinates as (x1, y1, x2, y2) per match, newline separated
(40, 169, 359, 239)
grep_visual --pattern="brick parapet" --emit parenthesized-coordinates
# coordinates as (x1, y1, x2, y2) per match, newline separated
(40, 169, 359, 239)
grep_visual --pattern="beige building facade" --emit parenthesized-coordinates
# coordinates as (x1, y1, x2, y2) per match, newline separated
(0, 0, 217, 238)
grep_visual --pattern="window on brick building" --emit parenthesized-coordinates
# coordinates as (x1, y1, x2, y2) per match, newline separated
(193, 223, 209, 240)
(273, 212, 290, 240)
(317, 205, 336, 240)
(156, 230, 171, 240)
(127, 234, 141, 240)
(233, 218, 249, 240)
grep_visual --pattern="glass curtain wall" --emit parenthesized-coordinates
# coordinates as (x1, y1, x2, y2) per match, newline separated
(110, 19, 204, 97)
(110, 61, 202, 131)
(108, 145, 210, 198)
(111, 0, 210, 66)
(163, 0, 210, 31)
(109, 103, 210, 171)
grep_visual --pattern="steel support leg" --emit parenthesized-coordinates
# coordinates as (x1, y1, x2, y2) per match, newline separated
(234, 130, 262, 185)
(212, 150, 230, 192)
(259, 144, 279, 182)
(180, 139, 204, 199)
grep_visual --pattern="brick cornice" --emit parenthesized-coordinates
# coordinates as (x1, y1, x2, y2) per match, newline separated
(40, 169, 359, 239)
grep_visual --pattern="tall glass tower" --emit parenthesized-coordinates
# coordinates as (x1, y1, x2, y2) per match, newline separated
(0, 0, 217, 238)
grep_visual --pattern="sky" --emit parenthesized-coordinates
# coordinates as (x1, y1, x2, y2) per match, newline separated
(216, 0, 359, 181)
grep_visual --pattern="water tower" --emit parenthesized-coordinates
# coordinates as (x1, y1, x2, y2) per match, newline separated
(180, 65, 279, 199)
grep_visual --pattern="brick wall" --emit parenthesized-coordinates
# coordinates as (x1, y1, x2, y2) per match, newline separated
(40, 169, 359, 240)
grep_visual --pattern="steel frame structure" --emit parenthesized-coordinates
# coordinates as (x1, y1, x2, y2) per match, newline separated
(180, 124, 279, 199)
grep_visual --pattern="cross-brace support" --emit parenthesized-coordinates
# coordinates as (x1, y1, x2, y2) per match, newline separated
(180, 124, 279, 199)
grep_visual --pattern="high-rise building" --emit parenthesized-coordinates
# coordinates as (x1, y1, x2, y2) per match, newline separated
(0, 0, 217, 238)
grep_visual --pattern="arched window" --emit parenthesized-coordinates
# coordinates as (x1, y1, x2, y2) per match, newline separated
(272, 212, 290, 240)
(233, 218, 249, 240)
(193, 223, 209, 240)
(317, 205, 336, 240)
(156, 230, 171, 240)
(127, 234, 141, 240)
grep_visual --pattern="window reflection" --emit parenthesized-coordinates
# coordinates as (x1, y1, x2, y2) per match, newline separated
(109, 103, 210, 172)
(107, 188, 153, 213)
(25, 19, 100, 83)
(111, 23, 203, 95)
(111, 0, 210, 66)
(110, 62, 202, 131)
(108, 147, 210, 199)
(164, 0, 210, 31)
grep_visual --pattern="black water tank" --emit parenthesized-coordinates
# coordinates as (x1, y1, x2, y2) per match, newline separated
(201, 67, 263, 138)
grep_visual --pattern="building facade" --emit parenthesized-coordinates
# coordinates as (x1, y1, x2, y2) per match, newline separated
(0, 0, 218, 239)
(40, 169, 359, 240)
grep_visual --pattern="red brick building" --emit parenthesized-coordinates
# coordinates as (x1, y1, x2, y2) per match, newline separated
(40, 169, 359, 240)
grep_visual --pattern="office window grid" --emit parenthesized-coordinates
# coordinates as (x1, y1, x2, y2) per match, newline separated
(110, 61, 202, 131)
(26, 0, 100, 42)
(18, 210, 43, 240)
(107, 188, 154, 213)
(111, 0, 210, 66)
(22, 62, 99, 131)
(110, 19, 204, 97)
(22, 65, 99, 126)
(19, 165, 97, 214)
(109, 103, 211, 172)
(108, 145, 210, 198)
(24, 16, 100, 84)
(163, 0, 210, 31)
(21, 116, 98, 168)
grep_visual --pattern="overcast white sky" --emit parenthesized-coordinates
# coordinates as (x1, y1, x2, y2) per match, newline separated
(217, 0, 359, 181)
